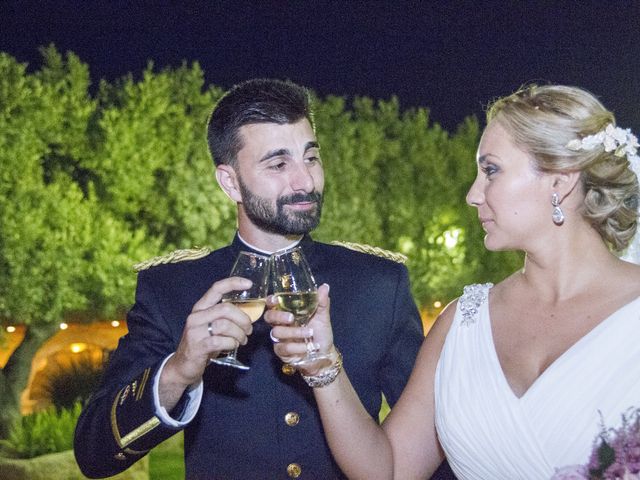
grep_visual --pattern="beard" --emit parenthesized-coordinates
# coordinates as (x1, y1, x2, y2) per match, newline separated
(237, 177, 323, 235)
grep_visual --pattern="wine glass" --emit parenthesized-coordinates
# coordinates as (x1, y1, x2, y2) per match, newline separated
(211, 251, 270, 370)
(271, 246, 331, 369)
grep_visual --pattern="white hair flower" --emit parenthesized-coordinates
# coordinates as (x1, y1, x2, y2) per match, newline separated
(566, 124, 640, 264)
(566, 124, 639, 158)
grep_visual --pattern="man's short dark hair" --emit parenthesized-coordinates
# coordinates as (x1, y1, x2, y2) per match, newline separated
(206, 78, 314, 166)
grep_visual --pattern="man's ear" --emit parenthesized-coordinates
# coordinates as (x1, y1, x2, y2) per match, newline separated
(216, 165, 242, 203)
(551, 170, 581, 203)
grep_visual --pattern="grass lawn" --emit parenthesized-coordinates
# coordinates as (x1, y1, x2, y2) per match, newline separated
(148, 432, 184, 480)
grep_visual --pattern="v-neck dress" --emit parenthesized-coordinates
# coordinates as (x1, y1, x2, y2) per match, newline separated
(434, 283, 640, 479)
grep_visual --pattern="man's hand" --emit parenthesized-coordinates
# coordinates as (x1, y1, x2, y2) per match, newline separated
(159, 276, 253, 410)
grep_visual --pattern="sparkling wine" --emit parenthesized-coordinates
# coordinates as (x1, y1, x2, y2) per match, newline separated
(222, 298, 266, 322)
(275, 291, 319, 325)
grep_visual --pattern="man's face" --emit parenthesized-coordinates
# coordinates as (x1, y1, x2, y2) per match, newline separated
(233, 119, 324, 236)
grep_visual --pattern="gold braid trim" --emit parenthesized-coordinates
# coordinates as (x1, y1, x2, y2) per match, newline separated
(133, 247, 212, 272)
(329, 241, 407, 264)
(110, 386, 160, 451)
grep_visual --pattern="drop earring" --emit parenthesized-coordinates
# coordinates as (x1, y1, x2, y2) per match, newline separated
(551, 192, 565, 225)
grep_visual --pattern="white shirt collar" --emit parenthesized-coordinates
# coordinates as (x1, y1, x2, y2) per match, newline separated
(237, 232, 302, 255)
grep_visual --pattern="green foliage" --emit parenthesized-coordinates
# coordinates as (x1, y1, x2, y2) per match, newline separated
(0, 403, 82, 458)
(0, 45, 521, 322)
(0, 46, 527, 437)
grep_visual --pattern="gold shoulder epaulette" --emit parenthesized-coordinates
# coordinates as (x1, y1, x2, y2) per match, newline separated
(329, 241, 407, 264)
(133, 247, 212, 272)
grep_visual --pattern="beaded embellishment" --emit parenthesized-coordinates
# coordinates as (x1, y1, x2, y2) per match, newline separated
(459, 283, 493, 326)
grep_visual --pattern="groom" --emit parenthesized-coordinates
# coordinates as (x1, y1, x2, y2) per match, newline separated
(74, 78, 455, 479)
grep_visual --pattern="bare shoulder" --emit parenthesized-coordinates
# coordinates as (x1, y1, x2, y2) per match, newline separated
(427, 299, 458, 342)
(608, 259, 640, 299)
(414, 298, 459, 373)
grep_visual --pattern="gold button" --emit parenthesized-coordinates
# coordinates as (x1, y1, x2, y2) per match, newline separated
(284, 411, 300, 426)
(287, 463, 302, 478)
(114, 452, 126, 461)
(281, 364, 296, 376)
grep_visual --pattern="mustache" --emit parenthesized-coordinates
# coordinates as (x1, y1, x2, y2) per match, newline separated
(278, 191, 322, 206)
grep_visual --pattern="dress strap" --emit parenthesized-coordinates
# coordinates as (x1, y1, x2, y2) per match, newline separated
(459, 283, 493, 326)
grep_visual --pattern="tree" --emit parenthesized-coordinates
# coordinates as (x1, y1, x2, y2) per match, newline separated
(0, 47, 520, 435)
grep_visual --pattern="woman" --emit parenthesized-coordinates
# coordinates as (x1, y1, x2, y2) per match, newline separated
(265, 85, 640, 479)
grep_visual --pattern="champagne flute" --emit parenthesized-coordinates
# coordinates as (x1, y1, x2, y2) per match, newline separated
(211, 251, 270, 370)
(271, 246, 331, 369)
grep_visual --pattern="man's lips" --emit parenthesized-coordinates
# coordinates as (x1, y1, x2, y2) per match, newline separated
(285, 201, 316, 211)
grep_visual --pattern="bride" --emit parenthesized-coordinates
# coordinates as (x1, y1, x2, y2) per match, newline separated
(265, 84, 640, 479)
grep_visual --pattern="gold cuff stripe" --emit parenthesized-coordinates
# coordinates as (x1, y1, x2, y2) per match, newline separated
(133, 247, 212, 272)
(119, 417, 161, 448)
(135, 368, 150, 402)
(111, 386, 161, 449)
(330, 241, 408, 264)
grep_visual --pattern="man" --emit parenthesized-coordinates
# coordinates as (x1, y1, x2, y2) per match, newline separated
(74, 79, 452, 479)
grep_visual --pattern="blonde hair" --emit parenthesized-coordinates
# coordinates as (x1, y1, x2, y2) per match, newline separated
(487, 84, 639, 252)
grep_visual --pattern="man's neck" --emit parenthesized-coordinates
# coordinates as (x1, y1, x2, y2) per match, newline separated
(237, 230, 303, 254)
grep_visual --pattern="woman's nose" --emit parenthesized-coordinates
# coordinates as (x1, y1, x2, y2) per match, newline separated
(466, 177, 484, 207)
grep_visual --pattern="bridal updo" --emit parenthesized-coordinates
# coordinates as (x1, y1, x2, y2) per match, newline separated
(486, 84, 639, 252)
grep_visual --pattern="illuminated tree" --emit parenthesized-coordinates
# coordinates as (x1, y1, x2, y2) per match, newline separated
(0, 47, 520, 436)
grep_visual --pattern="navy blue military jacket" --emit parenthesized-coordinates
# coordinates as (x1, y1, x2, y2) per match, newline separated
(74, 234, 425, 479)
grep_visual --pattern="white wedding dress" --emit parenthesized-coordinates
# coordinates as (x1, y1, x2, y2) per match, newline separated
(434, 283, 640, 479)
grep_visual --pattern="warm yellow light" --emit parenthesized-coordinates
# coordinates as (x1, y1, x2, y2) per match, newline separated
(111, 320, 120, 327)
(59, 323, 69, 330)
(434, 301, 442, 309)
(6, 325, 16, 333)
(70, 343, 87, 354)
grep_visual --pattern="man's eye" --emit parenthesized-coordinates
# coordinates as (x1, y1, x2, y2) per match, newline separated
(269, 162, 286, 171)
(305, 156, 320, 163)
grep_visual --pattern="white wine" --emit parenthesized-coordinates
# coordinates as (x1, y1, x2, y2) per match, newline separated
(222, 298, 266, 323)
(275, 291, 319, 325)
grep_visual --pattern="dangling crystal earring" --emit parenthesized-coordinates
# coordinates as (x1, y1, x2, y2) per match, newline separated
(551, 192, 565, 225)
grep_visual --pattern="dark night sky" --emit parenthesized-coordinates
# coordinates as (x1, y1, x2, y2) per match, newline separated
(1, 0, 639, 133)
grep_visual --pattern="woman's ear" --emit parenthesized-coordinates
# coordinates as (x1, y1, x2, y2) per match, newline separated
(216, 165, 242, 203)
(551, 170, 581, 202)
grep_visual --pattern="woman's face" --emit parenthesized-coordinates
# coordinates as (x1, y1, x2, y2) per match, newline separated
(466, 121, 553, 252)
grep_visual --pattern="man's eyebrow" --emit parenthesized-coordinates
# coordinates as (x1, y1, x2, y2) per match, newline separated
(259, 148, 290, 163)
(258, 142, 319, 162)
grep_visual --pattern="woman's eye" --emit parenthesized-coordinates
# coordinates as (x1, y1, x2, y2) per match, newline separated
(482, 164, 498, 178)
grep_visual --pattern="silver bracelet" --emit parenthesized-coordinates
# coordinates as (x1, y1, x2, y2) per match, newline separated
(301, 350, 343, 388)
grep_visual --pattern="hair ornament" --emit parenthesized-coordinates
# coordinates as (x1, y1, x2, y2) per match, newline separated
(566, 124, 638, 159)
(567, 124, 640, 264)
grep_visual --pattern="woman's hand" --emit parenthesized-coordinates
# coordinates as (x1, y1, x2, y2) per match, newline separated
(264, 283, 336, 373)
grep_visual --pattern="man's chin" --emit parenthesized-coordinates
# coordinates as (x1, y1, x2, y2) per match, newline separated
(280, 214, 320, 235)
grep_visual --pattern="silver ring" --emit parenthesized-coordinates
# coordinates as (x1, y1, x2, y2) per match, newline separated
(269, 329, 280, 343)
(207, 322, 214, 337)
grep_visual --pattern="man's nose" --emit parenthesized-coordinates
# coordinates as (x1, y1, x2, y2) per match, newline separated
(290, 163, 315, 192)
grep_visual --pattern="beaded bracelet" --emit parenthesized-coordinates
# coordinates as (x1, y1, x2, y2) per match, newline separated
(301, 350, 343, 388)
